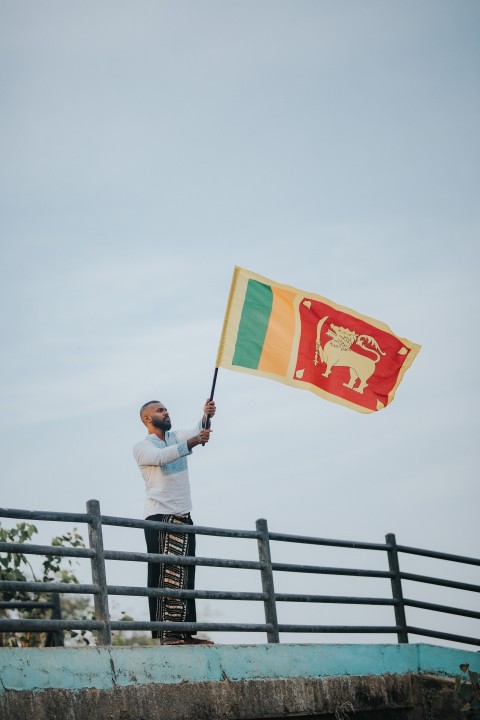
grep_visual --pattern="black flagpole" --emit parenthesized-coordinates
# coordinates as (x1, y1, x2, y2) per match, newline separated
(204, 367, 218, 430)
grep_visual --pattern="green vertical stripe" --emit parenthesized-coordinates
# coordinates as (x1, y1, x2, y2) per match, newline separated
(232, 280, 273, 369)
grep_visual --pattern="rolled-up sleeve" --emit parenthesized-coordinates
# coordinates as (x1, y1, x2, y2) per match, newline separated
(133, 439, 191, 467)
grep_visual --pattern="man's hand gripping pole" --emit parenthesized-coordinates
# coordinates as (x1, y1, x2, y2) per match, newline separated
(202, 367, 218, 445)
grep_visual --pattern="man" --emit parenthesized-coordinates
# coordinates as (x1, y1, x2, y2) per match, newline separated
(133, 398, 216, 646)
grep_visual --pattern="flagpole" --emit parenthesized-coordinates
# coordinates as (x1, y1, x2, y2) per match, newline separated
(204, 367, 218, 430)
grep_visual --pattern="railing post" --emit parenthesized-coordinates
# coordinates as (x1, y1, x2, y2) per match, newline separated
(256, 518, 279, 644)
(51, 592, 64, 647)
(386, 533, 408, 643)
(86, 499, 111, 645)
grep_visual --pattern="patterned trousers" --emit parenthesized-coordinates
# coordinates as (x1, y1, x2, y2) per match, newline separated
(144, 513, 196, 640)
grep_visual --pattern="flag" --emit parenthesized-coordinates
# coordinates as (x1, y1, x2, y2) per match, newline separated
(216, 266, 421, 413)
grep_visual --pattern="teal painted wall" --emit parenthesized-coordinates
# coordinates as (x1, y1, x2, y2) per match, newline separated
(0, 643, 478, 692)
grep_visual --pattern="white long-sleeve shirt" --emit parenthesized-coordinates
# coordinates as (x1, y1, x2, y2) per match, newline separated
(133, 422, 202, 518)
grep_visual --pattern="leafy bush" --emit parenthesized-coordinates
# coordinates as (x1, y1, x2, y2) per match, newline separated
(0, 521, 94, 647)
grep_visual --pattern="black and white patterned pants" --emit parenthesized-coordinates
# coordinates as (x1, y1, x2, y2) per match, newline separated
(144, 513, 196, 640)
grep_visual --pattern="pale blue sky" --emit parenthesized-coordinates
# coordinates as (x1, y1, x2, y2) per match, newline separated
(1, 1, 479, 645)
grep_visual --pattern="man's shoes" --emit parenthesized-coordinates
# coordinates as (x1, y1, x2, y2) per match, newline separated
(185, 636, 214, 645)
(160, 636, 214, 646)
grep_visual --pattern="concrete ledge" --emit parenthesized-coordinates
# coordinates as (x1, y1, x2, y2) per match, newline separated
(1, 644, 476, 720)
(0, 643, 477, 691)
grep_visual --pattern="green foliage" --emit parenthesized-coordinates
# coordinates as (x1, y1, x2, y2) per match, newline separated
(0, 522, 38, 596)
(0, 521, 94, 647)
(43, 528, 85, 585)
(60, 595, 95, 645)
(456, 663, 480, 716)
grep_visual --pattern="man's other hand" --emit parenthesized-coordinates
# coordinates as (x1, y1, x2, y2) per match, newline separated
(198, 428, 212, 444)
(187, 428, 213, 450)
(203, 400, 216, 419)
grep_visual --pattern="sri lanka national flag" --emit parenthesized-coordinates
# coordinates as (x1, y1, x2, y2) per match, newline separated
(216, 266, 421, 413)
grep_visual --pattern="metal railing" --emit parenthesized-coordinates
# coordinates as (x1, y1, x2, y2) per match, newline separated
(0, 593, 64, 646)
(0, 500, 479, 647)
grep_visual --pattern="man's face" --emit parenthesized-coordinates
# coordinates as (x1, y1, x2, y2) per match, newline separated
(148, 403, 172, 432)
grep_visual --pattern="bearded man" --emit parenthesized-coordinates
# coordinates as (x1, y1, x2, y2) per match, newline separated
(133, 398, 216, 645)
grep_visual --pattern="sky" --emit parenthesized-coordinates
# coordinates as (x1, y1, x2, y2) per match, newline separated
(1, 1, 479, 648)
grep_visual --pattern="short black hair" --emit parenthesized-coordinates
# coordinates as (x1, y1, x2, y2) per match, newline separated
(139, 400, 160, 418)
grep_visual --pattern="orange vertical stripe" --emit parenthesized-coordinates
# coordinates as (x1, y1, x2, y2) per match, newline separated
(257, 287, 297, 376)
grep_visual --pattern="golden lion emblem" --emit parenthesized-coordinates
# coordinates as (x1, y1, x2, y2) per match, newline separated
(314, 316, 385, 394)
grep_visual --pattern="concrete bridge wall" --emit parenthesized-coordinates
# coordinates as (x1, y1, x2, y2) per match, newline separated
(1, 643, 477, 719)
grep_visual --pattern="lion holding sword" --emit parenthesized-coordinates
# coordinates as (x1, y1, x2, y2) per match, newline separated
(314, 316, 386, 394)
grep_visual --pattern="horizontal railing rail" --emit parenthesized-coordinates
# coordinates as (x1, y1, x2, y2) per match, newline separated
(1, 500, 479, 648)
(1, 581, 99, 595)
(0, 599, 57, 611)
(396, 544, 480, 566)
(0, 542, 95, 559)
(271, 562, 393, 577)
(268, 531, 389, 551)
(399, 571, 480, 593)
(0, 592, 64, 646)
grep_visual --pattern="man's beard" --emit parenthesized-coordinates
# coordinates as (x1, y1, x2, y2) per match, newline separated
(151, 417, 172, 432)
